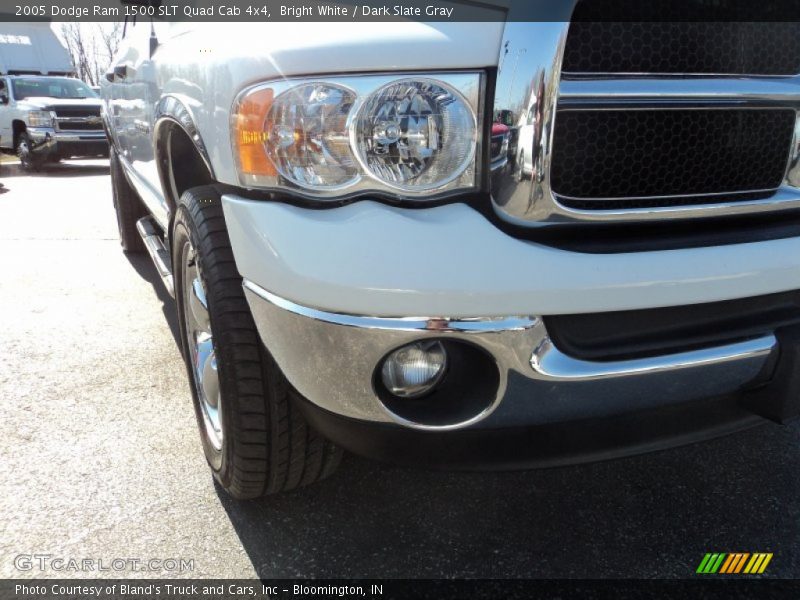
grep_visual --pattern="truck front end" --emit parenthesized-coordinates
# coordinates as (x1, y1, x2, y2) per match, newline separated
(109, 4, 800, 496)
(9, 76, 108, 168)
(190, 14, 800, 467)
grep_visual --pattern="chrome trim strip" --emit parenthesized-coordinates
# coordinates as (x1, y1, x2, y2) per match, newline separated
(546, 187, 800, 222)
(136, 217, 174, 297)
(243, 280, 537, 333)
(530, 335, 777, 382)
(555, 187, 780, 203)
(491, 20, 571, 224)
(242, 279, 777, 430)
(559, 77, 800, 106)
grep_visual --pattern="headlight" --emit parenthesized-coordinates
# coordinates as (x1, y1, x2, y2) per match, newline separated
(265, 83, 357, 190)
(28, 110, 53, 128)
(233, 73, 481, 201)
(353, 79, 476, 192)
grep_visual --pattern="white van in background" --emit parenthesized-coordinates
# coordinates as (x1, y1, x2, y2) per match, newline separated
(0, 22, 107, 170)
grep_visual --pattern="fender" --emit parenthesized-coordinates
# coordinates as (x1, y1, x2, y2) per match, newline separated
(153, 94, 216, 204)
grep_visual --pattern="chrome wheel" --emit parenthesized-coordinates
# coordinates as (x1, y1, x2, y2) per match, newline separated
(181, 242, 223, 450)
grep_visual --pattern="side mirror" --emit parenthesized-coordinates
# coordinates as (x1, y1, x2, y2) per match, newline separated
(0, 93, 8, 105)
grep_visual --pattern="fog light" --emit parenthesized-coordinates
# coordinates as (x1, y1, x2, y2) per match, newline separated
(380, 341, 447, 399)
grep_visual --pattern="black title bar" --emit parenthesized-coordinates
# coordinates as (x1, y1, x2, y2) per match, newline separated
(3, 0, 800, 22)
(2, 579, 800, 600)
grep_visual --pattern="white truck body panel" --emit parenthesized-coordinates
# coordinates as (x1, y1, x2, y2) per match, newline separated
(222, 197, 800, 317)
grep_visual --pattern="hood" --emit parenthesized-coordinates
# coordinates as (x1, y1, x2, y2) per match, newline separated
(163, 22, 506, 87)
(17, 96, 102, 110)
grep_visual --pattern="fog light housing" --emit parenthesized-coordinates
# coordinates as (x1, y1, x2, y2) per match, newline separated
(380, 341, 447, 399)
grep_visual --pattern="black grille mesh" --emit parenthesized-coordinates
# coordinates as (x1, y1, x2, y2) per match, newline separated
(57, 121, 102, 131)
(562, 22, 800, 75)
(52, 107, 101, 118)
(550, 109, 796, 202)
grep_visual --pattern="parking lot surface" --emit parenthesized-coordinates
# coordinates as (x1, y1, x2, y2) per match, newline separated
(1, 160, 799, 579)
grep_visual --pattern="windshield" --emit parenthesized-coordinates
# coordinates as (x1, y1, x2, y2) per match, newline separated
(11, 78, 98, 100)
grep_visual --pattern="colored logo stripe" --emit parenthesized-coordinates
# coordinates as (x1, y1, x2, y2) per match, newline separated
(719, 553, 749, 574)
(744, 553, 773, 574)
(697, 553, 726, 574)
(697, 553, 772, 574)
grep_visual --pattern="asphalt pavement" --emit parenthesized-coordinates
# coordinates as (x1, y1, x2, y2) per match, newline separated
(1, 159, 799, 579)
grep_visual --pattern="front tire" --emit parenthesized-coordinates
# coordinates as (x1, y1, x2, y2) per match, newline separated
(173, 186, 342, 498)
(17, 132, 44, 172)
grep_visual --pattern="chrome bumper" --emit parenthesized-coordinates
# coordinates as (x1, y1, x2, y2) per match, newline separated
(27, 127, 107, 151)
(243, 280, 777, 431)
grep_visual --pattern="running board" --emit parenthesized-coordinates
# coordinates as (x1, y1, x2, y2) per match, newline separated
(136, 217, 175, 297)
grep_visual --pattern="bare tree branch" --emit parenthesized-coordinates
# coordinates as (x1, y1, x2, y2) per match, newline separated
(96, 22, 122, 72)
(58, 23, 122, 87)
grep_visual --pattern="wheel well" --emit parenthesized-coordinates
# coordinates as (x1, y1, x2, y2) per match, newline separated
(156, 122, 214, 222)
(12, 120, 26, 148)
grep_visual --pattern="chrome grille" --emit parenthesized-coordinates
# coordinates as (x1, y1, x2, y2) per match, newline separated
(52, 106, 103, 132)
(490, 13, 800, 225)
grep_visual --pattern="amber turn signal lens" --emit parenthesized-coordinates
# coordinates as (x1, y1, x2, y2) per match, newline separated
(234, 87, 276, 176)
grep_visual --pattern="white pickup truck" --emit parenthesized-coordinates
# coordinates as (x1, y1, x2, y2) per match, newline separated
(102, 8, 800, 498)
(0, 23, 107, 169)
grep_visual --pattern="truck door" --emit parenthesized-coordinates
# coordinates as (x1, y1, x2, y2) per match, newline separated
(107, 19, 171, 225)
(106, 23, 142, 167)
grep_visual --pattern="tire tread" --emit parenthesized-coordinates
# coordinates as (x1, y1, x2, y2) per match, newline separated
(173, 185, 341, 498)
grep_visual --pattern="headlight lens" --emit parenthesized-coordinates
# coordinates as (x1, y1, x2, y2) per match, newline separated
(353, 80, 476, 191)
(265, 83, 358, 190)
(28, 110, 53, 128)
(232, 73, 481, 201)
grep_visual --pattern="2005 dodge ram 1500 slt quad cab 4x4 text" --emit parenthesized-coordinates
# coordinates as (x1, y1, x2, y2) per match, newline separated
(102, 5, 800, 498)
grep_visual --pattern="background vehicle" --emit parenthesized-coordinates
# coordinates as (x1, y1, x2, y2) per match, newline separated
(0, 23, 107, 170)
(494, 109, 518, 161)
(103, 7, 800, 499)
